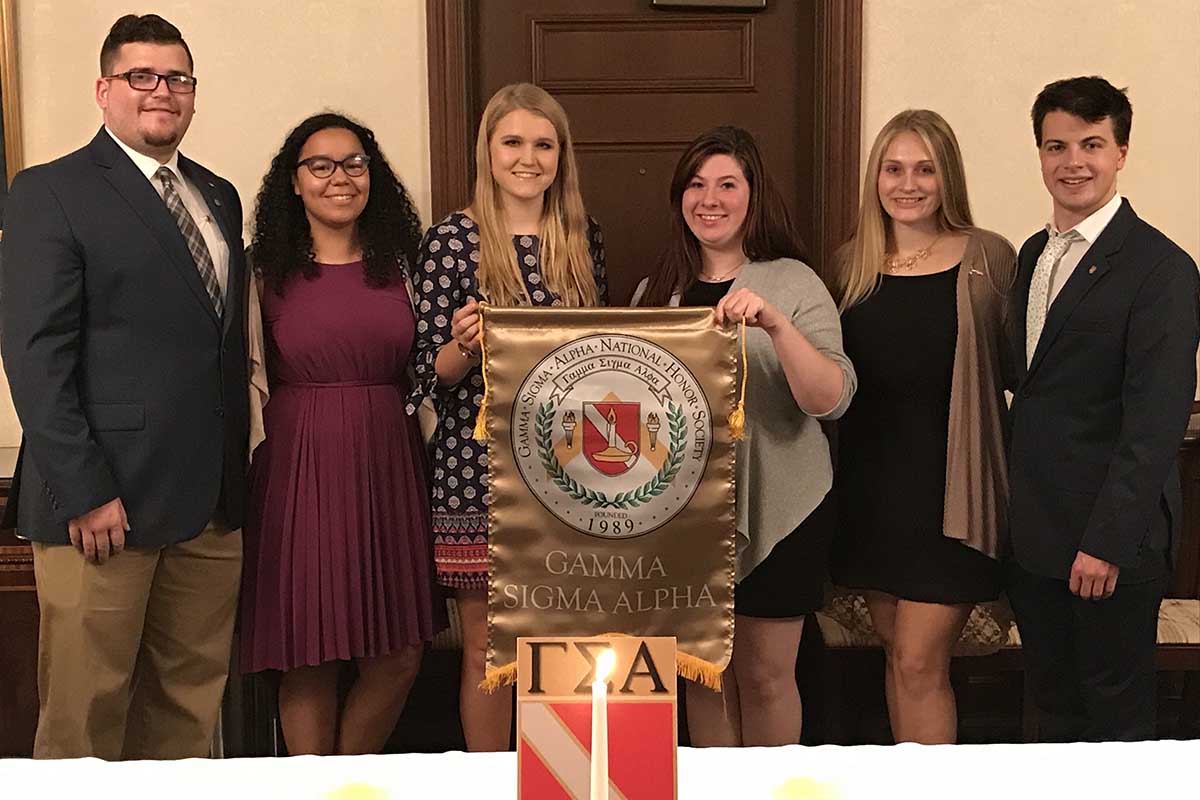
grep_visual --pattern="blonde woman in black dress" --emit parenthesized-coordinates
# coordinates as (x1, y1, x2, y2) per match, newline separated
(829, 110, 1017, 744)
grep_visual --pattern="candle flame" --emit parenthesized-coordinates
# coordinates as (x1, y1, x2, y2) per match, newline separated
(595, 648, 617, 683)
(772, 777, 840, 800)
(324, 783, 390, 800)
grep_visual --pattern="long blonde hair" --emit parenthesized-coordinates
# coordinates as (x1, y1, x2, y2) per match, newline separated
(832, 109, 974, 311)
(469, 83, 599, 307)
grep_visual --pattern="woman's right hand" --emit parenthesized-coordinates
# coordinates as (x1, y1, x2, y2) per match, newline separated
(451, 297, 482, 355)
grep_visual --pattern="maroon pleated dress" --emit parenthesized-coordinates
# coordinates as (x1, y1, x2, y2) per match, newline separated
(240, 261, 445, 673)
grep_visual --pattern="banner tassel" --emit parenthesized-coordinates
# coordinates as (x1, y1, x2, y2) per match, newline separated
(480, 660, 518, 693)
(473, 303, 490, 442)
(676, 651, 725, 692)
(727, 319, 748, 440)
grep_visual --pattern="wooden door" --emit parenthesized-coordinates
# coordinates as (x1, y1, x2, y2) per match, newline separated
(428, 0, 862, 304)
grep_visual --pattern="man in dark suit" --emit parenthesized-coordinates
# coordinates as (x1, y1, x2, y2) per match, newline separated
(0, 15, 248, 759)
(1007, 75, 1200, 741)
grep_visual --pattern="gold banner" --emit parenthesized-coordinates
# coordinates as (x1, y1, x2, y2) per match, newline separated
(479, 307, 737, 689)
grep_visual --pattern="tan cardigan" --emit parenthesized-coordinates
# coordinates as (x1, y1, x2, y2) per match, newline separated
(942, 228, 1018, 558)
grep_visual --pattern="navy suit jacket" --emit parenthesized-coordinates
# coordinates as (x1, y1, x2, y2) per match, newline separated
(0, 128, 249, 545)
(1008, 198, 1199, 582)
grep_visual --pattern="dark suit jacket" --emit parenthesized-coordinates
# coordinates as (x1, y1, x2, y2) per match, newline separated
(0, 128, 249, 546)
(1008, 199, 1200, 583)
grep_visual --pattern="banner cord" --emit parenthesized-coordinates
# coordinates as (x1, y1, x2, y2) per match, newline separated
(727, 319, 747, 440)
(473, 303, 490, 442)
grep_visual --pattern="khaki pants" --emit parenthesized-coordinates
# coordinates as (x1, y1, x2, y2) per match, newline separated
(31, 521, 242, 760)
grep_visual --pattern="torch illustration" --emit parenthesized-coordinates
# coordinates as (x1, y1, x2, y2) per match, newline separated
(646, 412, 661, 452)
(562, 410, 578, 448)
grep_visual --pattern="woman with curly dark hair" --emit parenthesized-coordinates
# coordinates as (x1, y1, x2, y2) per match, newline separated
(238, 113, 444, 755)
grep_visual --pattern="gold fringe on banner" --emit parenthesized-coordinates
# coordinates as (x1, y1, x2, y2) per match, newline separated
(727, 320, 748, 440)
(480, 661, 518, 692)
(472, 303, 490, 442)
(676, 651, 725, 691)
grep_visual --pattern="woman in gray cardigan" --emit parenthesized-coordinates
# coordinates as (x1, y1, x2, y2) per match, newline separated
(634, 127, 856, 746)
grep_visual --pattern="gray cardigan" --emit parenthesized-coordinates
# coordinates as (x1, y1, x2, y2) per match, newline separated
(633, 258, 857, 580)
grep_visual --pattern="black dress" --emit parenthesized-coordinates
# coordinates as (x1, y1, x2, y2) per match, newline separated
(831, 266, 1001, 603)
(681, 278, 835, 618)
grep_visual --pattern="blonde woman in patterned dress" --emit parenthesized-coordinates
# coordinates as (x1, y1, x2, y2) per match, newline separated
(408, 83, 608, 751)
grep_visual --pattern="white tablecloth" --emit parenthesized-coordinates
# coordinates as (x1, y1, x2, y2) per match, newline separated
(2, 741, 1196, 799)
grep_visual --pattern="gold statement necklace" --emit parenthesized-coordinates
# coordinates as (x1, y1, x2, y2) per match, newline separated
(885, 233, 942, 274)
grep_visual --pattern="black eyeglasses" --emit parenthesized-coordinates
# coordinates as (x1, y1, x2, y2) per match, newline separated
(104, 70, 198, 94)
(297, 154, 371, 179)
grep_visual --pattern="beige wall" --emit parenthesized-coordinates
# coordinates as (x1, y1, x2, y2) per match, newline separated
(862, 0, 1200, 262)
(2, 1, 1198, 446)
(0, 0, 431, 445)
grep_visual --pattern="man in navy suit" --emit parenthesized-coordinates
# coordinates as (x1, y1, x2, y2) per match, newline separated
(0, 15, 247, 759)
(1007, 76, 1199, 741)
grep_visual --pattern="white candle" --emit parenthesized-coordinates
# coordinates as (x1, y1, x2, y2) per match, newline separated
(590, 649, 616, 800)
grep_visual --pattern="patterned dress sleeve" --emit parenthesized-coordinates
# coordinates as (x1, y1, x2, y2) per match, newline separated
(587, 216, 610, 307)
(405, 219, 474, 414)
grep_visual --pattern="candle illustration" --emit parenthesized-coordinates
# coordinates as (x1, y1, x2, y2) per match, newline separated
(562, 410, 577, 448)
(590, 407, 638, 463)
(590, 648, 616, 800)
(646, 412, 661, 452)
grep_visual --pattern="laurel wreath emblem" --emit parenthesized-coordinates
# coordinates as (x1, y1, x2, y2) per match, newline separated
(535, 401, 687, 509)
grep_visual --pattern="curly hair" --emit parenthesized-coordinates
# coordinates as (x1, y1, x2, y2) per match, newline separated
(251, 112, 423, 294)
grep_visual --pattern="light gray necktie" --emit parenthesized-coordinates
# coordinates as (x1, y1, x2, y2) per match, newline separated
(1025, 230, 1081, 366)
(156, 166, 224, 317)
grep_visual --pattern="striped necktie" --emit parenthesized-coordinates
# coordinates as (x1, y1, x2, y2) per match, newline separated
(155, 166, 224, 317)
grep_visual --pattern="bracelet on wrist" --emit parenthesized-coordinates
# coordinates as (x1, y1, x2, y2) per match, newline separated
(456, 341, 480, 362)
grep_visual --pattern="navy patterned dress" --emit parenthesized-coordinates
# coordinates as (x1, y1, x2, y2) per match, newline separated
(406, 211, 608, 589)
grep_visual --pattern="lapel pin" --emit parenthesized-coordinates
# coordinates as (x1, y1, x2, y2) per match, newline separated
(969, 268, 983, 276)
(1088, 265, 1097, 274)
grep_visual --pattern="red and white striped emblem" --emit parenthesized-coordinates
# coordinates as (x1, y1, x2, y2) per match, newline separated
(517, 637, 678, 800)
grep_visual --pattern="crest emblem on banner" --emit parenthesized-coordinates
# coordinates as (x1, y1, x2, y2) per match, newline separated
(512, 333, 712, 539)
(582, 401, 641, 476)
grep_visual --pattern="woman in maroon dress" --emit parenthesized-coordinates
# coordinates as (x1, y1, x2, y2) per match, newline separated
(240, 113, 444, 754)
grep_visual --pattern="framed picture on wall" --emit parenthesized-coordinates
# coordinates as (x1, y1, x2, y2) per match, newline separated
(0, 0, 24, 228)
